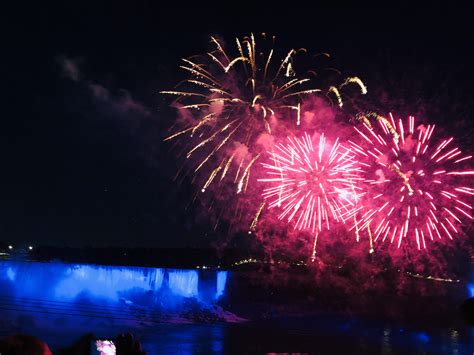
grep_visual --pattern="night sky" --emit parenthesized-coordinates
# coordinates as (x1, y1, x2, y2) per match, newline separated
(2, 2, 473, 247)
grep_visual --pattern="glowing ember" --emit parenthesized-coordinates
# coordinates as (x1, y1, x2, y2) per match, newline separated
(350, 114, 474, 250)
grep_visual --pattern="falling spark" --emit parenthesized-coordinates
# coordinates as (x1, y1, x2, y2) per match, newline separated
(340, 76, 368, 94)
(250, 202, 266, 232)
(311, 232, 319, 262)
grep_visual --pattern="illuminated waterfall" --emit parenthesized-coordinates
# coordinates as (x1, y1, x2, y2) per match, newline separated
(0, 261, 227, 307)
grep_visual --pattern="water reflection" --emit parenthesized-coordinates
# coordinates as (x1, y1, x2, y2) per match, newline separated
(451, 329, 459, 355)
(1, 307, 474, 353)
(140, 324, 224, 355)
(382, 327, 391, 355)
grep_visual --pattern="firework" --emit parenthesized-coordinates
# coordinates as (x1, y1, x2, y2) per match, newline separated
(259, 132, 363, 257)
(350, 114, 474, 250)
(161, 33, 365, 194)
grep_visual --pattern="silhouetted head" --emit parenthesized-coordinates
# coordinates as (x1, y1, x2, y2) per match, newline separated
(0, 334, 52, 355)
(461, 297, 474, 325)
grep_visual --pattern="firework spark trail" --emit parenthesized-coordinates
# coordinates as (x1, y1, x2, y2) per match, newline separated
(259, 132, 363, 236)
(249, 201, 266, 232)
(356, 112, 400, 143)
(161, 33, 366, 195)
(350, 115, 474, 250)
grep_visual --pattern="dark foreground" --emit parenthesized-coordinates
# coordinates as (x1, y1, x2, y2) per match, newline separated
(1, 309, 474, 354)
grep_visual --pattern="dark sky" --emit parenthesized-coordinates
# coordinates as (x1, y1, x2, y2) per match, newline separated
(2, 1, 473, 247)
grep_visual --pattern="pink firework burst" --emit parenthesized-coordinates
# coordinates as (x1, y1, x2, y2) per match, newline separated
(350, 114, 474, 251)
(259, 132, 361, 236)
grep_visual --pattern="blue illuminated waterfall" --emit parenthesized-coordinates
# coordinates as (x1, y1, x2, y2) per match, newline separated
(0, 261, 228, 307)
